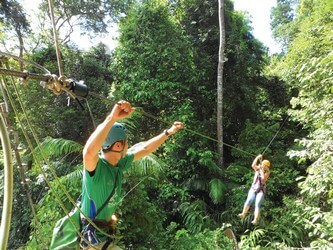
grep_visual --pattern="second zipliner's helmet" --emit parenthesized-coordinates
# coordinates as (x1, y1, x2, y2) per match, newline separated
(102, 122, 127, 151)
(262, 160, 270, 167)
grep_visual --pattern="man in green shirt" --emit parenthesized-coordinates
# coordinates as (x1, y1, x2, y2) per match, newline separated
(81, 100, 183, 249)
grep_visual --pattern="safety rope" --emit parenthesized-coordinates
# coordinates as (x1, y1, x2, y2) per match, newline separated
(48, 0, 63, 77)
(0, 51, 51, 74)
(0, 67, 50, 81)
(1, 75, 47, 248)
(86, 100, 97, 129)
(9, 119, 46, 247)
(1, 53, 280, 169)
(1, 66, 99, 248)
(261, 115, 289, 157)
(0, 63, 261, 159)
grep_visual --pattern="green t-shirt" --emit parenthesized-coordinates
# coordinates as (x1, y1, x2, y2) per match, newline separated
(81, 153, 134, 222)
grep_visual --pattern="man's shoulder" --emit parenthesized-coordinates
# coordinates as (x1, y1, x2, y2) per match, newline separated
(118, 153, 134, 170)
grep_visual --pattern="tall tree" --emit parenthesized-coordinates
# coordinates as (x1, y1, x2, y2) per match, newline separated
(39, 0, 133, 45)
(112, 0, 198, 129)
(0, 0, 31, 60)
(217, 0, 226, 167)
(174, 0, 267, 162)
(270, 0, 299, 52)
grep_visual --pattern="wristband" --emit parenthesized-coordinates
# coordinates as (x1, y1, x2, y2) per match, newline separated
(164, 129, 170, 137)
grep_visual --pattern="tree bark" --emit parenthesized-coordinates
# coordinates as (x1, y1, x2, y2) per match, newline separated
(217, 0, 225, 167)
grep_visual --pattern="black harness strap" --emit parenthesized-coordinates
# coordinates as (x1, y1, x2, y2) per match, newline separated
(95, 169, 120, 218)
(102, 238, 113, 250)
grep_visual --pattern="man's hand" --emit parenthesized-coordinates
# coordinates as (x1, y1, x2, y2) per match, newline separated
(167, 121, 184, 135)
(110, 100, 135, 120)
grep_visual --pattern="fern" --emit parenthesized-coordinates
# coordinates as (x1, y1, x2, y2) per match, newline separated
(239, 228, 266, 248)
(198, 151, 223, 176)
(180, 200, 211, 234)
(209, 178, 227, 204)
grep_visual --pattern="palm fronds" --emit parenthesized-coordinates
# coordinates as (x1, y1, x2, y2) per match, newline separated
(127, 142, 167, 177)
(32, 137, 83, 161)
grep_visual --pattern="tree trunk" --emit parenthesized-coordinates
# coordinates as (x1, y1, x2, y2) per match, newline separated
(17, 29, 24, 70)
(217, 0, 225, 167)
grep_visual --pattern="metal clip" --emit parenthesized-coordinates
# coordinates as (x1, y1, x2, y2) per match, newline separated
(19, 70, 29, 87)
(40, 74, 62, 95)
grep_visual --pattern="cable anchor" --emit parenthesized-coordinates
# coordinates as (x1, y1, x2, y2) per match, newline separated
(40, 74, 62, 95)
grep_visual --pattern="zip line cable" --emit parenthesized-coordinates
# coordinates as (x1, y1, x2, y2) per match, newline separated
(261, 115, 289, 157)
(1, 51, 281, 175)
(89, 92, 256, 157)
(0, 51, 256, 157)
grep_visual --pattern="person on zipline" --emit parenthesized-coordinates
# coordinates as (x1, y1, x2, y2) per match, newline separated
(238, 154, 270, 225)
(80, 100, 183, 249)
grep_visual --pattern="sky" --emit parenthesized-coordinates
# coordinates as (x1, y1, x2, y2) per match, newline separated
(20, 0, 281, 54)
(233, 0, 281, 54)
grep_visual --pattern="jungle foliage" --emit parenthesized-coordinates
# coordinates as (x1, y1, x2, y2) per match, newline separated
(0, 0, 332, 249)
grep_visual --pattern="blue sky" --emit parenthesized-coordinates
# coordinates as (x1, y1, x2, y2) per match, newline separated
(233, 0, 281, 54)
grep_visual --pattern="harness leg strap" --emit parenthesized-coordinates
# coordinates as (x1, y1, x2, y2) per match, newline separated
(102, 238, 113, 250)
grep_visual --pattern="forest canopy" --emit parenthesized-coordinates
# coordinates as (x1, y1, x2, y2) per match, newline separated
(0, 0, 332, 249)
